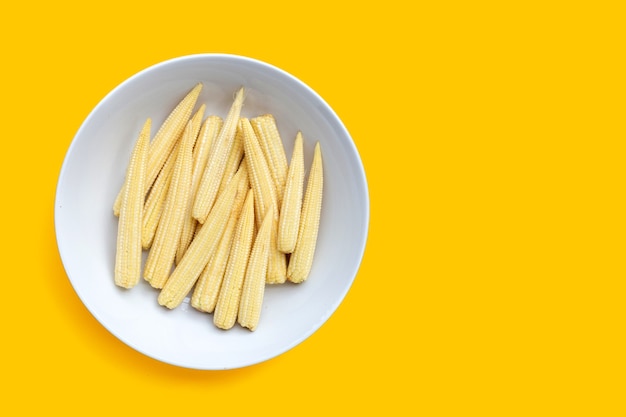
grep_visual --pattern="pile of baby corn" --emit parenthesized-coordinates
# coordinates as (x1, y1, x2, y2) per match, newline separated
(113, 84, 323, 331)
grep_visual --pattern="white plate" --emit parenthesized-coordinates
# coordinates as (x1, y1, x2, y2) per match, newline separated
(55, 54, 369, 369)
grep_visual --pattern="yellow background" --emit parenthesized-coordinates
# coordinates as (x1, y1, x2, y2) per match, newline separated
(2, 1, 624, 415)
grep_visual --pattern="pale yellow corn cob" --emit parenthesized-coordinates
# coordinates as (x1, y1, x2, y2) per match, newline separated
(113, 183, 124, 217)
(190, 119, 229, 240)
(241, 118, 287, 284)
(267, 224, 287, 284)
(277, 132, 304, 253)
(175, 113, 221, 264)
(158, 166, 244, 309)
(192, 116, 223, 180)
(193, 87, 245, 223)
(215, 122, 244, 201)
(142, 102, 202, 251)
(145, 85, 202, 190)
(113, 197, 120, 217)
(213, 189, 255, 330)
(114, 83, 202, 215)
(143, 118, 195, 289)
(238, 211, 272, 331)
(115, 119, 150, 288)
(251, 114, 288, 207)
(241, 118, 278, 225)
(287, 142, 323, 283)
(141, 142, 179, 249)
(189, 104, 206, 137)
(191, 163, 249, 313)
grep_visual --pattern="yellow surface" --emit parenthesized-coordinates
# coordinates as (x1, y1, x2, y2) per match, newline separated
(2, 1, 624, 415)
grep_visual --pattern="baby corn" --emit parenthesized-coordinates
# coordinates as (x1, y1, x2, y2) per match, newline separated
(176, 113, 220, 264)
(193, 87, 244, 223)
(215, 122, 244, 202)
(158, 166, 244, 309)
(192, 116, 223, 187)
(238, 211, 272, 331)
(241, 118, 286, 284)
(143, 118, 195, 289)
(115, 119, 150, 288)
(241, 118, 277, 222)
(114, 83, 202, 215)
(214, 189, 255, 330)
(287, 142, 323, 283)
(141, 142, 178, 249)
(146, 84, 202, 187)
(277, 132, 304, 253)
(191, 162, 249, 313)
(251, 114, 288, 206)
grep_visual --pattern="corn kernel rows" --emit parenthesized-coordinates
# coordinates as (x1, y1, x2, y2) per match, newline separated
(113, 83, 323, 331)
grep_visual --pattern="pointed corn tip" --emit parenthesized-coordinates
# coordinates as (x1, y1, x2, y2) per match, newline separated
(139, 118, 152, 142)
(187, 83, 203, 98)
(141, 118, 152, 133)
(186, 83, 202, 100)
(235, 86, 245, 103)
